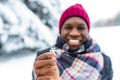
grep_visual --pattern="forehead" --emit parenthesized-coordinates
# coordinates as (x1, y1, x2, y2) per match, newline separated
(63, 17, 87, 25)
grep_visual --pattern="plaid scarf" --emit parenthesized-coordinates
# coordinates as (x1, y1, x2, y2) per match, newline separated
(54, 37, 104, 80)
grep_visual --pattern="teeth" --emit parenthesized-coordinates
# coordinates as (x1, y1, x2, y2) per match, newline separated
(69, 40, 79, 42)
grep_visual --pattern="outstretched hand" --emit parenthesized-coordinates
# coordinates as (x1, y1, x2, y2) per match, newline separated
(33, 52, 59, 80)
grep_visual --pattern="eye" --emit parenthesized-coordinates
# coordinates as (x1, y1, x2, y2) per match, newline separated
(77, 25, 86, 31)
(64, 25, 72, 30)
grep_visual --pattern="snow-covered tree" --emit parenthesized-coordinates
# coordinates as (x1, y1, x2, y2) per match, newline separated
(0, 0, 62, 54)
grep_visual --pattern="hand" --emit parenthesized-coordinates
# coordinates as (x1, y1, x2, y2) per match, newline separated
(33, 52, 59, 80)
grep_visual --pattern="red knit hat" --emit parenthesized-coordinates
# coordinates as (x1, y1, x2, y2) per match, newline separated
(59, 3, 90, 33)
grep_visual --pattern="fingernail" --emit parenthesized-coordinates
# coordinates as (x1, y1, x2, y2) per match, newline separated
(52, 57, 56, 61)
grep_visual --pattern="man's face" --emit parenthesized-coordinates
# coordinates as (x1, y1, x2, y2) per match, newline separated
(60, 17, 89, 50)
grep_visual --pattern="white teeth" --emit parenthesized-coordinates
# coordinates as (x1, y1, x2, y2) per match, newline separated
(69, 40, 79, 42)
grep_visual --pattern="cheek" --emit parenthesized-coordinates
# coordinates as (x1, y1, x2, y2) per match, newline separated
(83, 32, 89, 40)
(80, 31, 88, 38)
(60, 29, 68, 37)
(60, 33, 66, 40)
(60, 31, 68, 42)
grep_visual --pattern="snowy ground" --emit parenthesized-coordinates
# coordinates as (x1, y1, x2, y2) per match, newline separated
(0, 26, 120, 80)
(0, 53, 36, 80)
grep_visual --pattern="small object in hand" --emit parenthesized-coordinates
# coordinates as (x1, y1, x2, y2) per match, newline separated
(50, 47, 60, 58)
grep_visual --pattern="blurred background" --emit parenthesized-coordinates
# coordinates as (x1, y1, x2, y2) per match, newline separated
(0, 0, 120, 80)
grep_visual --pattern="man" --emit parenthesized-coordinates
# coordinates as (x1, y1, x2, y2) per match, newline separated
(33, 3, 113, 80)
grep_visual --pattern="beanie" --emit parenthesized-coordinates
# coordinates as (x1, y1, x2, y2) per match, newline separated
(59, 3, 90, 33)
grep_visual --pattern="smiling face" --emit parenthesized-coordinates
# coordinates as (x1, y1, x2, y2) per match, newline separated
(60, 17, 89, 50)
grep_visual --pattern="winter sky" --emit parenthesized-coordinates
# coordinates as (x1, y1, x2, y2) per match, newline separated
(60, 0, 120, 22)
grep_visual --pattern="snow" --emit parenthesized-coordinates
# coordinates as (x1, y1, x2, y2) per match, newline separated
(0, 3, 18, 24)
(0, 0, 60, 53)
(0, 26, 120, 80)
(0, 54, 36, 80)
(38, 0, 60, 20)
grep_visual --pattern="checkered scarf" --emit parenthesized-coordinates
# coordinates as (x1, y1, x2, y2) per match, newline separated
(54, 37, 104, 80)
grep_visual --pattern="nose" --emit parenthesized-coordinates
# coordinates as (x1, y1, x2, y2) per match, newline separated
(69, 28, 80, 37)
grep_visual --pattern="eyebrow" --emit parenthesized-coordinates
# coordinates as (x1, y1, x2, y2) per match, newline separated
(64, 23, 85, 26)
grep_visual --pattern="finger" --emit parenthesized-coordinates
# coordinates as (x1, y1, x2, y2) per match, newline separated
(35, 66, 57, 76)
(34, 58, 56, 69)
(36, 52, 54, 60)
(47, 66, 58, 76)
(37, 76, 53, 80)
